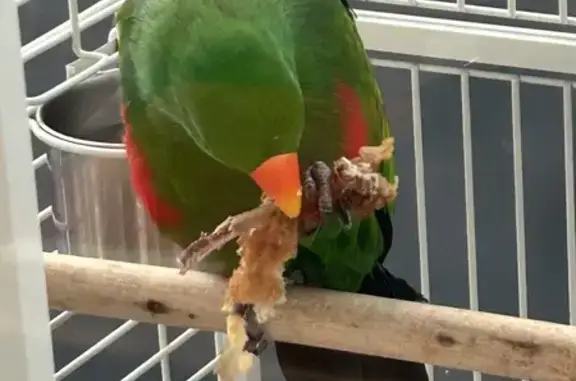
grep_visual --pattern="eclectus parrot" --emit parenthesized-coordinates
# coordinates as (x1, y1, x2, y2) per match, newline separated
(115, 0, 429, 379)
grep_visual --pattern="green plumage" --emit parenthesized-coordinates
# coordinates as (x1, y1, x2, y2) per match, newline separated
(116, 0, 395, 292)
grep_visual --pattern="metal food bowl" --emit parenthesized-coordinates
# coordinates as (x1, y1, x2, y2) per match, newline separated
(33, 69, 179, 267)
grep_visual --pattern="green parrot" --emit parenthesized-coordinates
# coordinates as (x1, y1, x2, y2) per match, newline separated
(115, 0, 429, 379)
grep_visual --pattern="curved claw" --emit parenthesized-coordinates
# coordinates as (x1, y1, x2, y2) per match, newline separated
(304, 161, 333, 215)
(243, 333, 269, 356)
(303, 161, 353, 230)
(284, 270, 305, 289)
(234, 303, 270, 357)
(334, 201, 353, 230)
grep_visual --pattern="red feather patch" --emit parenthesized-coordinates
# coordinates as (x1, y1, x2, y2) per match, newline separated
(121, 104, 183, 228)
(337, 82, 368, 158)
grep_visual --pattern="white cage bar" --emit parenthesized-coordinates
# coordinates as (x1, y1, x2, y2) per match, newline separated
(368, 0, 574, 25)
(2, 0, 576, 380)
(0, 1, 55, 380)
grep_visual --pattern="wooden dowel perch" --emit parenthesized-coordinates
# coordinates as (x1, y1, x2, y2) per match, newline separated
(45, 253, 576, 381)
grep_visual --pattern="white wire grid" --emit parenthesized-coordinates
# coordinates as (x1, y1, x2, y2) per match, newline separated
(366, 0, 574, 24)
(1, 0, 575, 380)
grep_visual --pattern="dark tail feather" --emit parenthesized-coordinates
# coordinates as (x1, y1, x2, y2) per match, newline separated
(360, 263, 428, 303)
(276, 206, 428, 380)
(275, 341, 429, 381)
(275, 267, 429, 381)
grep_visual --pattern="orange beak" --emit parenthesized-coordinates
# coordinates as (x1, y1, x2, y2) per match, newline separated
(250, 152, 302, 218)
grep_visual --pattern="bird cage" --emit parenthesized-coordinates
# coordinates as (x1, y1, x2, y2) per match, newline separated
(1, 0, 576, 381)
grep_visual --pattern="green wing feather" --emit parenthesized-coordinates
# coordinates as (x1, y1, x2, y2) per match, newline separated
(288, 3, 396, 292)
(116, 0, 395, 289)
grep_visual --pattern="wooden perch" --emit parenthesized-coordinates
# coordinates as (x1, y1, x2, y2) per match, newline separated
(45, 253, 576, 381)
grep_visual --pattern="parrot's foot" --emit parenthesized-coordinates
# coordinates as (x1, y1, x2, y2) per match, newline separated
(233, 303, 270, 356)
(303, 161, 333, 214)
(283, 270, 305, 289)
(303, 161, 352, 231)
